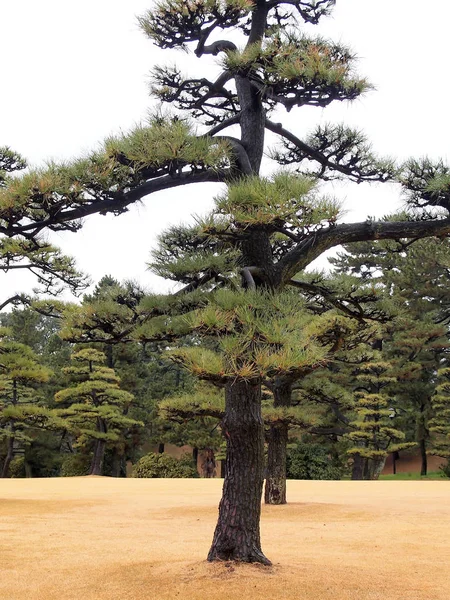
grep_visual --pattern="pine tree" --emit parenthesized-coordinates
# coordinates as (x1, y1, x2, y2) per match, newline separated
(331, 234, 450, 475)
(55, 348, 140, 476)
(0, 146, 87, 310)
(345, 360, 416, 480)
(150, 216, 396, 500)
(429, 368, 450, 474)
(4, 1, 450, 565)
(0, 327, 60, 477)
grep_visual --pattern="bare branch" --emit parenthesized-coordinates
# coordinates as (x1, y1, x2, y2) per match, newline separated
(276, 217, 450, 284)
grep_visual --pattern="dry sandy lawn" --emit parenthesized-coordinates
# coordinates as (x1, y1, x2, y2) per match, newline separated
(1, 478, 449, 600)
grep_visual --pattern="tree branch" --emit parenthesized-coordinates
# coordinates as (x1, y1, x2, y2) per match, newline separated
(0, 294, 27, 312)
(287, 278, 366, 321)
(266, 118, 376, 181)
(206, 114, 241, 137)
(276, 217, 450, 284)
(8, 168, 231, 237)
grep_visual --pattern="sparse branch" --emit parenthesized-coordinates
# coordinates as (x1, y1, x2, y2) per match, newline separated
(0, 294, 28, 312)
(287, 278, 366, 321)
(267, 0, 336, 24)
(266, 119, 394, 183)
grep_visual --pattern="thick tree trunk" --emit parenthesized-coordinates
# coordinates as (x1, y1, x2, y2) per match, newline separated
(208, 379, 271, 565)
(351, 453, 365, 480)
(90, 440, 106, 476)
(265, 380, 292, 505)
(368, 457, 386, 480)
(265, 422, 288, 504)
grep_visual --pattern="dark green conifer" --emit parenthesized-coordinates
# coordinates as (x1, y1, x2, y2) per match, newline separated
(55, 348, 140, 476)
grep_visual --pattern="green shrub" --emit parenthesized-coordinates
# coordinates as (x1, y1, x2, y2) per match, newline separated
(286, 443, 343, 480)
(132, 452, 198, 478)
(9, 456, 26, 478)
(60, 454, 91, 477)
(439, 460, 450, 478)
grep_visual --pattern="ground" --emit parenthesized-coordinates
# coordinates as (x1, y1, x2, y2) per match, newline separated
(1, 478, 449, 600)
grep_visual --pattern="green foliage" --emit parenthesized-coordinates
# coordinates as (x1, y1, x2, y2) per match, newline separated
(139, 0, 253, 49)
(430, 368, 450, 459)
(331, 234, 450, 473)
(345, 361, 416, 462)
(105, 114, 230, 171)
(0, 116, 230, 228)
(9, 456, 26, 478)
(55, 348, 141, 472)
(286, 443, 344, 480)
(60, 453, 91, 477)
(438, 461, 450, 478)
(0, 146, 26, 186)
(132, 452, 198, 478)
(168, 288, 331, 382)
(215, 173, 337, 228)
(224, 32, 370, 109)
(0, 329, 63, 477)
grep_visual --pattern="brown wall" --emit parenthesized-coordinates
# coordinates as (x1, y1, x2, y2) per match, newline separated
(382, 451, 446, 475)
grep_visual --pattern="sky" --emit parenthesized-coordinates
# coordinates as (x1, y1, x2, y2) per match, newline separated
(1, 0, 450, 301)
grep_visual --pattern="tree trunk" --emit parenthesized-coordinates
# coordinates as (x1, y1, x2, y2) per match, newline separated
(90, 440, 106, 475)
(1, 434, 14, 478)
(368, 457, 386, 480)
(351, 453, 365, 480)
(392, 450, 399, 475)
(419, 438, 428, 476)
(418, 400, 429, 476)
(265, 422, 288, 504)
(264, 380, 292, 505)
(207, 378, 271, 565)
(111, 448, 126, 477)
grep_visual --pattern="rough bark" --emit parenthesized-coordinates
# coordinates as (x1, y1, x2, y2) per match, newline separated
(368, 457, 386, 480)
(264, 380, 292, 505)
(207, 378, 271, 565)
(351, 453, 365, 480)
(90, 439, 106, 476)
(265, 422, 288, 504)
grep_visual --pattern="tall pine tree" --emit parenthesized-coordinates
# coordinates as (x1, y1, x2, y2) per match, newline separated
(4, 1, 450, 564)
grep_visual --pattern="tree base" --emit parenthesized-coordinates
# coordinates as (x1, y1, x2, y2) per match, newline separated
(207, 546, 272, 566)
(264, 477, 287, 505)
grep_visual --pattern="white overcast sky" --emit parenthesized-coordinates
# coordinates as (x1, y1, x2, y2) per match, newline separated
(1, 0, 450, 300)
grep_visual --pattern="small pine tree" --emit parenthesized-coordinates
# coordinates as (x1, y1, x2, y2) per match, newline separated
(429, 367, 450, 476)
(345, 361, 415, 479)
(55, 348, 140, 476)
(0, 328, 58, 477)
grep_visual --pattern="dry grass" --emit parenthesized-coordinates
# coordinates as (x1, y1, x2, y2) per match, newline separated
(1, 477, 449, 600)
